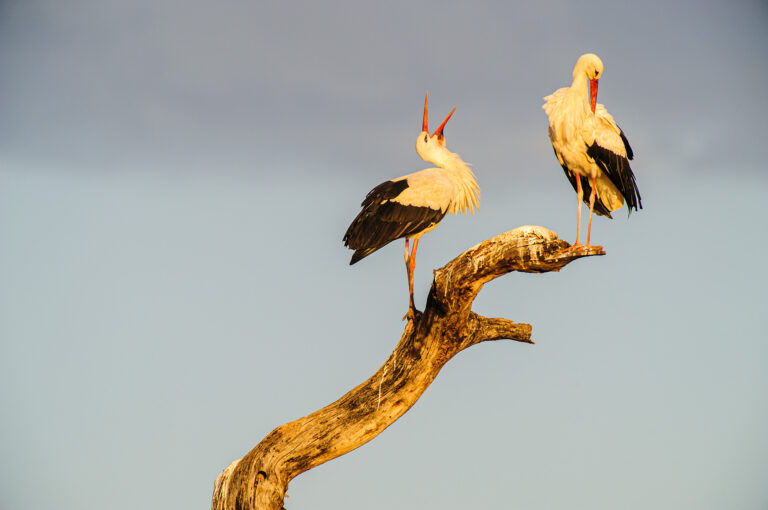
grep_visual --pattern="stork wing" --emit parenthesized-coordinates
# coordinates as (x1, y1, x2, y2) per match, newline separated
(586, 105, 642, 213)
(344, 177, 448, 264)
(593, 105, 633, 159)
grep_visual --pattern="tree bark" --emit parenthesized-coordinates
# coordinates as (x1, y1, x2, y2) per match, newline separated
(212, 225, 603, 510)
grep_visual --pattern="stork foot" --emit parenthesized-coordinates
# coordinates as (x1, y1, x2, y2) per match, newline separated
(402, 306, 421, 322)
(568, 244, 605, 256)
(558, 242, 606, 256)
(559, 242, 582, 253)
(574, 244, 603, 256)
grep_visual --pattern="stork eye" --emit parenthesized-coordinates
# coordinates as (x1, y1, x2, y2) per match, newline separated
(424, 134, 428, 142)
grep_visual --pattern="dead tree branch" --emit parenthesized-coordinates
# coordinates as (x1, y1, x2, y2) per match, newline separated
(212, 225, 603, 510)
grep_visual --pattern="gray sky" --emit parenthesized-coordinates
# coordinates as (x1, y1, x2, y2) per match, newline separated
(1, 1, 767, 509)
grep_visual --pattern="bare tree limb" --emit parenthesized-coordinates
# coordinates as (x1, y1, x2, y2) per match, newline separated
(466, 313, 533, 346)
(212, 225, 603, 510)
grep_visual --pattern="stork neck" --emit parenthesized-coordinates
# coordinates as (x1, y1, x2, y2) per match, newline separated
(429, 150, 469, 177)
(571, 72, 590, 100)
(430, 149, 480, 215)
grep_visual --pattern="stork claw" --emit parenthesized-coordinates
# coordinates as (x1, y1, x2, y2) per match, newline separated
(575, 243, 603, 254)
(402, 305, 421, 322)
(558, 242, 582, 253)
(559, 243, 605, 256)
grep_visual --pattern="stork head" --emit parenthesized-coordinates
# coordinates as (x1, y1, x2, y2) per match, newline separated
(573, 53, 603, 113)
(415, 92, 456, 162)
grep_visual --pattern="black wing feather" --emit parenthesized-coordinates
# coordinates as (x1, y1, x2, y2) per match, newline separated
(618, 127, 634, 160)
(343, 180, 446, 264)
(586, 139, 642, 214)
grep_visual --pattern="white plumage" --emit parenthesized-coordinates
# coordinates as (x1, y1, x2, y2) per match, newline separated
(543, 53, 641, 248)
(389, 168, 455, 212)
(344, 94, 480, 317)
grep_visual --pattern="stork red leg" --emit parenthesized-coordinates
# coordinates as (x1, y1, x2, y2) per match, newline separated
(573, 176, 583, 248)
(586, 176, 596, 246)
(585, 176, 603, 250)
(407, 238, 419, 313)
(404, 238, 410, 266)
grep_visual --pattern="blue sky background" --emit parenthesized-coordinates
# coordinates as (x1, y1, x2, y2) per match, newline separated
(1, 1, 767, 509)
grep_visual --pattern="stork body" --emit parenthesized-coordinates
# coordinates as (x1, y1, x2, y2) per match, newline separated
(344, 95, 480, 316)
(542, 53, 641, 248)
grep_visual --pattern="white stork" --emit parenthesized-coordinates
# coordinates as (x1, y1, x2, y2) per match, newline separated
(343, 94, 480, 316)
(542, 53, 642, 249)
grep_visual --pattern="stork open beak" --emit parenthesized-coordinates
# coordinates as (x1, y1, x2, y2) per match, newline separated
(432, 106, 456, 141)
(422, 92, 429, 133)
(589, 78, 598, 114)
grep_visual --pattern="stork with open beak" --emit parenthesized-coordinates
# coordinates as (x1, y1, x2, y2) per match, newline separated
(542, 53, 642, 249)
(343, 94, 480, 318)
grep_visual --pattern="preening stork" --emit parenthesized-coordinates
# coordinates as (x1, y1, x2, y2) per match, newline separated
(542, 53, 642, 249)
(343, 94, 480, 316)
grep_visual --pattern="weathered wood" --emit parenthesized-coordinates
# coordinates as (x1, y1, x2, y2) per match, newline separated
(212, 225, 603, 510)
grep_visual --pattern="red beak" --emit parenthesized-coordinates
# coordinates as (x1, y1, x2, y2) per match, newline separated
(589, 78, 598, 114)
(422, 92, 429, 133)
(432, 106, 456, 139)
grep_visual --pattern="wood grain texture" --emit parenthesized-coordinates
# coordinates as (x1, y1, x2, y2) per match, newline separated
(212, 226, 603, 510)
